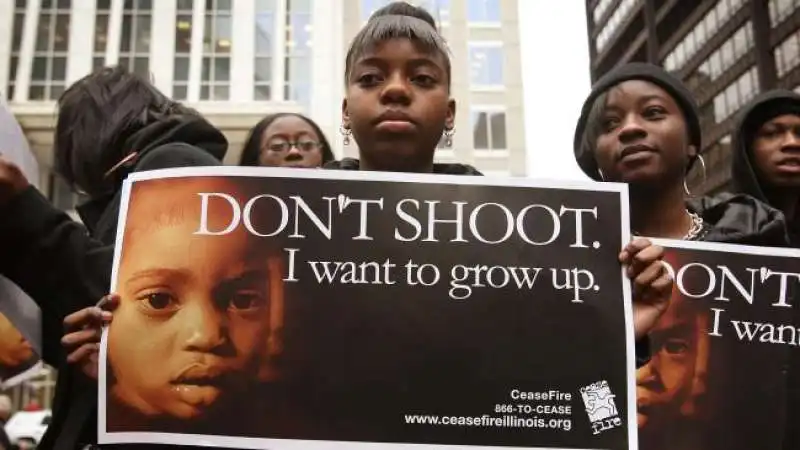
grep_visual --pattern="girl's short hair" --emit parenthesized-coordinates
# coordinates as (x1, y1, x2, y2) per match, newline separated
(238, 113, 334, 166)
(344, 1, 451, 88)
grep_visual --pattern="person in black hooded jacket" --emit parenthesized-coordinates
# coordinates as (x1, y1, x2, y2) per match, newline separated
(573, 62, 790, 450)
(729, 89, 800, 450)
(0, 66, 227, 449)
(730, 89, 800, 247)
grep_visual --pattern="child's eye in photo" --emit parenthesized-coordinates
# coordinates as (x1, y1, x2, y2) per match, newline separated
(136, 291, 179, 314)
(663, 338, 689, 356)
(228, 291, 266, 313)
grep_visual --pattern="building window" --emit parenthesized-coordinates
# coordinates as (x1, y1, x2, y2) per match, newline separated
(200, 0, 232, 100)
(712, 66, 759, 123)
(468, 43, 503, 88)
(6, 1, 27, 101)
(173, 0, 193, 100)
(593, 0, 614, 24)
(284, 0, 312, 108)
(694, 22, 753, 86)
(775, 29, 800, 77)
(471, 109, 507, 150)
(93, 0, 111, 71)
(254, 0, 275, 101)
(360, 0, 392, 21)
(595, 0, 636, 53)
(769, 0, 799, 27)
(118, 0, 152, 78)
(468, 0, 500, 24)
(30, 0, 71, 101)
(663, 0, 747, 72)
(416, 0, 450, 24)
(360, 0, 449, 25)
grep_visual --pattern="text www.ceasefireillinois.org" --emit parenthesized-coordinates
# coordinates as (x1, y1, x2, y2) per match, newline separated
(404, 414, 572, 431)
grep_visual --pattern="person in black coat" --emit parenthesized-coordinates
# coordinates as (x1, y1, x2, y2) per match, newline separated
(0, 66, 226, 449)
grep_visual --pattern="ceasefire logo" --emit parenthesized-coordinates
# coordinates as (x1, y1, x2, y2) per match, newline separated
(580, 380, 622, 435)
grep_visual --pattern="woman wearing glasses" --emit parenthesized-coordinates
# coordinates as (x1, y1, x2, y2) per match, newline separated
(239, 113, 335, 168)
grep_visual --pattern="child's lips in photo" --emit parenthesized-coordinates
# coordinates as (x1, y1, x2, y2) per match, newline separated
(171, 364, 232, 407)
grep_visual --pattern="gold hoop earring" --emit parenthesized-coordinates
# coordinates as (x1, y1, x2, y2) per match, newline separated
(340, 124, 352, 146)
(444, 127, 455, 147)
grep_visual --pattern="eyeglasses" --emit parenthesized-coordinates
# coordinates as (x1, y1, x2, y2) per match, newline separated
(266, 141, 323, 153)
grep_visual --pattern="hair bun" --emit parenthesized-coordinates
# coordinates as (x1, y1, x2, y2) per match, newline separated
(368, 1, 438, 30)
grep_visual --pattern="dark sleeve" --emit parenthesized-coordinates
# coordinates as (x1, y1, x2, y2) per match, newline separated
(0, 187, 112, 366)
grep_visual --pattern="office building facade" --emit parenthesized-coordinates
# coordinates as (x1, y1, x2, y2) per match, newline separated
(1, 0, 527, 214)
(585, 0, 800, 195)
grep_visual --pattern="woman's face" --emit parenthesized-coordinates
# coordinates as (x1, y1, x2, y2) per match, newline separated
(342, 38, 455, 171)
(109, 183, 278, 420)
(594, 80, 694, 187)
(258, 116, 325, 168)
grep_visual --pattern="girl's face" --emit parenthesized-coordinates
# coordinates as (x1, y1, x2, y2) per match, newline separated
(258, 115, 326, 168)
(342, 38, 455, 171)
(593, 80, 694, 187)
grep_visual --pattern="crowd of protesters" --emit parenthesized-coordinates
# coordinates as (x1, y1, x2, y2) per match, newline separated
(0, 1, 796, 449)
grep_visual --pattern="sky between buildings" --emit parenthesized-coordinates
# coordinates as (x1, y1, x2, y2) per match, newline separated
(520, 1, 592, 182)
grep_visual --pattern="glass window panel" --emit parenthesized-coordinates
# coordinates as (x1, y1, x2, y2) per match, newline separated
(173, 85, 188, 100)
(218, 0, 231, 11)
(9, 57, 19, 81)
(135, 16, 151, 53)
(52, 56, 66, 80)
(490, 113, 506, 149)
(257, 0, 275, 9)
(256, 14, 274, 54)
(174, 57, 190, 80)
(93, 56, 105, 70)
(175, 15, 193, 52)
(12, 13, 25, 50)
(213, 85, 229, 100)
(200, 84, 210, 99)
(120, 15, 132, 52)
(42, 0, 52, 8)
(50, 84, 64, 100)
(32, 57, 47, 81)
(57, 0, 70, 8)
(54, 14, 69, 51)
(215, 16, 232, 52)
(94, 14, 109, 52)
(214, 57, 230, 81)
(255, 57, 271, 82)
(177, 0, 193, 10)
(472, 112, 488, 149)
(133, 57, 149, 77)
(255, 85, 271, 100)
(138, 0, 152, 10)
(202, 56, 211, 81)
(36, 16, 52, 51)
(29, 85, 45, 100)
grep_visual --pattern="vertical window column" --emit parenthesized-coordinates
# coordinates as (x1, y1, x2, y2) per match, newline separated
(5, 1, 28, 101)
(118, 0, 152, 78)
(284, 0, 312, 108)
(254, 0, 276, 100)
(172, 0, 193, 100)
(200, 0, 232, 101)
(30, 0, 71, 100)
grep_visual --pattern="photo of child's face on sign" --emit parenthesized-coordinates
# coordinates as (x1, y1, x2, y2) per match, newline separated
(0, 312, 39, 388)
(106, 178, 285, 433)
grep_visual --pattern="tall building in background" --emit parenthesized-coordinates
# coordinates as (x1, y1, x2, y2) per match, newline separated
(0, 0, 526, 214)
(584, 0, 800, 195)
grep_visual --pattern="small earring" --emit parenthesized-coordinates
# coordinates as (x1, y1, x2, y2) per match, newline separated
(597, 169, 606, 182)
(340, 124, 352, 146)
(444, 127, 455, 147)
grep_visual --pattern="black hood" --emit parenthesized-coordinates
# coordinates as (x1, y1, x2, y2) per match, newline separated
(731, 89, 800, 203)
(324, 158, 484, 175)
(76, 114, 227, 232)
(688, 192, 788, 246)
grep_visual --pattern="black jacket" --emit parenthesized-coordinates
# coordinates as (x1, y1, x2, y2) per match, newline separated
(687, 193, 789, 246)
(0, 114, 227, 450)
(730, 89, 800, 247)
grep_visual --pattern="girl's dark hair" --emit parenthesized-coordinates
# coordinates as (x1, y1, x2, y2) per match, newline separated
(578, 91, 609, 177)
(344, 1, 451, 88)
(55, 65, 197, 197)
(238, 113, 334, 166)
